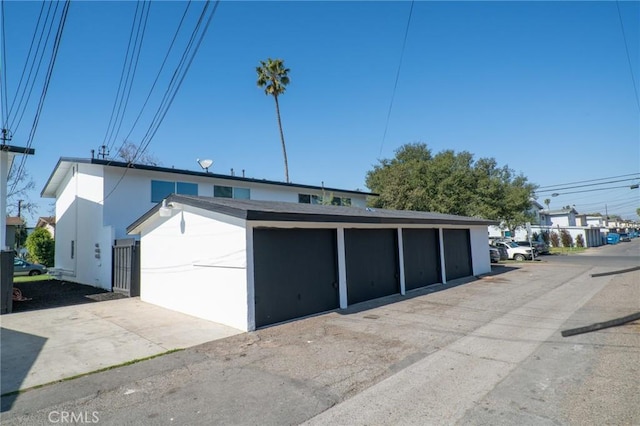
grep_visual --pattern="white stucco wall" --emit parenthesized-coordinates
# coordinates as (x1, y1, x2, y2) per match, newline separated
(54, 166, 77, 276)
(52, 163, 112, 289)
(51, 164, 365, 290)
(101, 167, 368, 239)
(139, 206, 249, 331)
(75, 164, 111, 289)
(469, 226, 491, 276)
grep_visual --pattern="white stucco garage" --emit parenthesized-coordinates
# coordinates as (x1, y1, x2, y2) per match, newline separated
(127, 195, 497, 331)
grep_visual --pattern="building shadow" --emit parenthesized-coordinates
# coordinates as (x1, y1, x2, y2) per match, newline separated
(0, 327, 47, 411)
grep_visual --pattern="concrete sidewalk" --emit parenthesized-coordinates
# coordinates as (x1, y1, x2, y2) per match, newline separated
(0, 297, 242, 394)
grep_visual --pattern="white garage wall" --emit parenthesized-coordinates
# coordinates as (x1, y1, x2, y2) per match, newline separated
(469, 225, 491, 276)
(140, 207, 249, 331)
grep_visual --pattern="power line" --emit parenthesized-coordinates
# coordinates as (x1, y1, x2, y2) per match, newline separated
(615, 0, 640, 112)
(1, 0, 8, 128)
(103, 0, 151, 154)
(107, 1, 151, 154)
(546, 184, 637, 197)
(536, 172, 640, 190)
(378, 0, 414, 158)
(100, 0, 220, 204)
(133, 0, 219, 162)
(9, 1, 58, 134)
(6, 1, 47, 127)
(536, 177, 640, 194)
(113, 1, 193, 159)
(9, 0, 70, 194)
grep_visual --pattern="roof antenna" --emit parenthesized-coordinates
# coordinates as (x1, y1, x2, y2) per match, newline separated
(197, 158, 213, 173)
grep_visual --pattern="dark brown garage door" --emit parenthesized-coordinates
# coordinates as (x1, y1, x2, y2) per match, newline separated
(253, 228, 339, 328)
(345, 229, 399, 305)
(402, 229, 441, 290)
(442, 229, 472, 281)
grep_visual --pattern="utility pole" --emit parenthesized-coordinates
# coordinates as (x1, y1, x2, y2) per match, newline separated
(98, 145, 109, 160)
(1, 128, 12, 145)
(16, 200, 24, 255)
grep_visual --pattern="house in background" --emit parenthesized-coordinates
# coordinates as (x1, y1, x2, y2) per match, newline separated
(576, 214, 605, 228)
(36, 216, 56, 238)
(127, 195, 497, 331)
(41, 157, 372, 290)
(4, 216, 24, 251)
(539, 207, 578, 227)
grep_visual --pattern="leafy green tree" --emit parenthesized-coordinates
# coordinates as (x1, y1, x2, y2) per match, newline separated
(544, 198, 551, 210)
(366, 143, 537, 235)
(636, 207, 640, 218)
(575, 234, 585, 248)
(549, 231, 560, 248)
(25, 228, 55, 267)
(256, 58, 291, 183)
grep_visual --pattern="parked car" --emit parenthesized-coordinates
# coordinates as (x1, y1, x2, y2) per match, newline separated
(13, 258, 48, 276)
(489, 246, 500, 263)
(492, 241, 533, 261)
(497, 246, 508, 260)
(515, 240, 549, 255)
(619, 233, 631, 242)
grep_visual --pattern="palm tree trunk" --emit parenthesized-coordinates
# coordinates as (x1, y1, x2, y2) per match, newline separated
(273, 94, 290, 183)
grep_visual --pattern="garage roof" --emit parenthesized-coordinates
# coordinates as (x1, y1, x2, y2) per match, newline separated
(127, 194, 499, 234)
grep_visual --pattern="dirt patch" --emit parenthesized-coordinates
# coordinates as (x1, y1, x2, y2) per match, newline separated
(10, 279, 126, 313)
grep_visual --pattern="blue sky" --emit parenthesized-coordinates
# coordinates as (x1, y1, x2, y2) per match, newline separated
(3, 0, 639, 223)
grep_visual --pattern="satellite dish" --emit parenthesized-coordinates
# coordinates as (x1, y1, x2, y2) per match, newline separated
(197, 158, 213, 173)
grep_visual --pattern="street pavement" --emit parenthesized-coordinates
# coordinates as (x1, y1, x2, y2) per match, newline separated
(1, 240, 638, 425)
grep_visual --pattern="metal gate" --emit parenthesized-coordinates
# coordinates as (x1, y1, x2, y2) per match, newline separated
(112, 238, 140, 297)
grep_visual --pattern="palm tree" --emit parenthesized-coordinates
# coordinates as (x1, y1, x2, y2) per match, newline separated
(256, 58, 291, 183)
(544, 198, 551, 210)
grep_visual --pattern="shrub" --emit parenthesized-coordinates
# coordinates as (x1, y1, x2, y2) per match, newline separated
(25, 228, 55, 267)
(575, 234, 585, 248)
(549, 232, 560, 248)
(560, 229, 573, 248)
(540, 230, 550, 245)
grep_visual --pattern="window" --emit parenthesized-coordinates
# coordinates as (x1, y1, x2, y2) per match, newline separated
(176, 182, 198, 196)
(151, 180, 198, 202)
(234, 187, 250, 199)
(298, 194, 311, 204)
(214, 185, 250, 199)
(151, 180, 175, 202)
(214, 185, 233, 198)
(298, 193, 351, 206)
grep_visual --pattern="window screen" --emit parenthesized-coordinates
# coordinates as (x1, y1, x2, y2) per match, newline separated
(151, 180, 175, 202)
(234, 187, 250, 199)
(177, 182, 198, 196)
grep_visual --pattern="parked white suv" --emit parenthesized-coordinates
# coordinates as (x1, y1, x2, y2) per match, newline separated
(492, 241, 533, 261)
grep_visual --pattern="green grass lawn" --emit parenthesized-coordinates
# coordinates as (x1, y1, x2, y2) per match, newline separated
(13, 274, 54, 283)
(549, 246, 587, 255)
